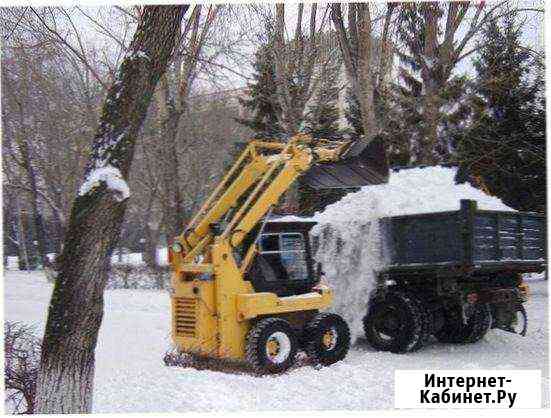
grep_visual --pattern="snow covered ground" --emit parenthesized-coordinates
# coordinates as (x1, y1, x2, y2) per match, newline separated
(4, 271, 549, 412)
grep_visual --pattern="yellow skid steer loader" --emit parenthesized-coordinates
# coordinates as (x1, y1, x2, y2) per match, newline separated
(168, 134, 388, 373)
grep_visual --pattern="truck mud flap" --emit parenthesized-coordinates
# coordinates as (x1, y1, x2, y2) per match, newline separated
(301, 137, 389, 189)
(491, 303, 528, 336)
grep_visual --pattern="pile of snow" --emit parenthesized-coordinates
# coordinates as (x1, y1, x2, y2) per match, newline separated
(313, 220, 385, 341)
(309, 166, 515, 343)
(314, 165, 512, 223)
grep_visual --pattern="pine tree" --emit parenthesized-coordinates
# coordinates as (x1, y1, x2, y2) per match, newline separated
(392, 3, 473, 165)
(455, 14, 545, 213)
(238, 40, 350, 215)
(302, 66, 342, 141)
(235, 43, 283, 140)
(393, 52, 470, 165)
(344, 88, 363, 137)
(298, 59, 350, 215)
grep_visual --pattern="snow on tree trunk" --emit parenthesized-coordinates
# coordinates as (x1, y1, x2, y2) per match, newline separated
(34, 6, 187, 414)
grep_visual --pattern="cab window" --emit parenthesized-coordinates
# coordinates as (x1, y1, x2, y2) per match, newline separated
(259, 233, 308, 281)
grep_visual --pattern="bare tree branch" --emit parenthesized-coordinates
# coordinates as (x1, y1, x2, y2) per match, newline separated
(28, 7, 109, 90)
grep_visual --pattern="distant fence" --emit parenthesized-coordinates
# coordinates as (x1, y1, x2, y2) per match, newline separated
(4, 248, 169, 271)
(4, 249, 172, 290)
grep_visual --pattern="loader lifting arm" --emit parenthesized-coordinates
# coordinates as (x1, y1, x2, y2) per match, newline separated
(169, 133, 387, 273)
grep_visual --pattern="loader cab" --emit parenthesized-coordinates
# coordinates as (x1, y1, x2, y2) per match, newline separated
(247, 220, 318, 297)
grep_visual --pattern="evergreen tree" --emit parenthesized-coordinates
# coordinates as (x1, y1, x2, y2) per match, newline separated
(238, 41, 350, 215)
(344, 88, 363, 138)
(302, 66, 342, 141)
(393, 60, 470, 165)
(235, 43, 283, 140)
(392, 4, 472, 165)
(298, 60, 350, 215)
(455, 14, 545, 213)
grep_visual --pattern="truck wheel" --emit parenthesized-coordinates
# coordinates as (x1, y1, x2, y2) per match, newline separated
(303, 313, 350, 366)
(245, 317, 298, 374)
(363, 290, 431, 353)
(435, 303, 492, 344)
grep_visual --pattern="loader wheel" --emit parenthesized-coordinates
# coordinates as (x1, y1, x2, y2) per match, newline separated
(435, 303, 492, 344)
(303, 313, 350, 366)
(363, 290, 430, 353)
(245, 318, 298, 374)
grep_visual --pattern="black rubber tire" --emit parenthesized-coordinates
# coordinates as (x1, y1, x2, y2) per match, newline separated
(303, 313, 351, 366)
(410, 294, 433, 351)
(434, 303, 492, 344)
(363, 290, 431, 354)
(515, 304, 528, 337)
(245, 317, 298, 374)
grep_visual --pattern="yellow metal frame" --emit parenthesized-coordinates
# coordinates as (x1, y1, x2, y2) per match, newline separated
(170, 134, 349, 361)
(236, 285, 333, 321)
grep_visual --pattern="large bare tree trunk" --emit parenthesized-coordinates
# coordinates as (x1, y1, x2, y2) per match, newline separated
(330, 2, 395, 161)
(416, 2, 441, 165)
(34, 6, 187, 414)
(271, 3, 322, 212)
(355, 4, 377, 140)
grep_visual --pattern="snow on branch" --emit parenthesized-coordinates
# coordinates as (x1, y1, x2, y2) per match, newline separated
(79, 166, 130, 202)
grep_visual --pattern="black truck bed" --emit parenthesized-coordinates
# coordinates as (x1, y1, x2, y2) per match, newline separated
(380, 200, 546, 277)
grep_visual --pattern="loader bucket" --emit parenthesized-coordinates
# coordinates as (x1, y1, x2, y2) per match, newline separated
(301, 137, 389, 189)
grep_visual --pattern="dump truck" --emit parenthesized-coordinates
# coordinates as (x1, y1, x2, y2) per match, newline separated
(362, 199, 546, 353)
(167, 134, 388, 373)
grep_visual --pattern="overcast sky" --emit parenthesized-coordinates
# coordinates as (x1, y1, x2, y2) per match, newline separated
(4, 1, 545, 93)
